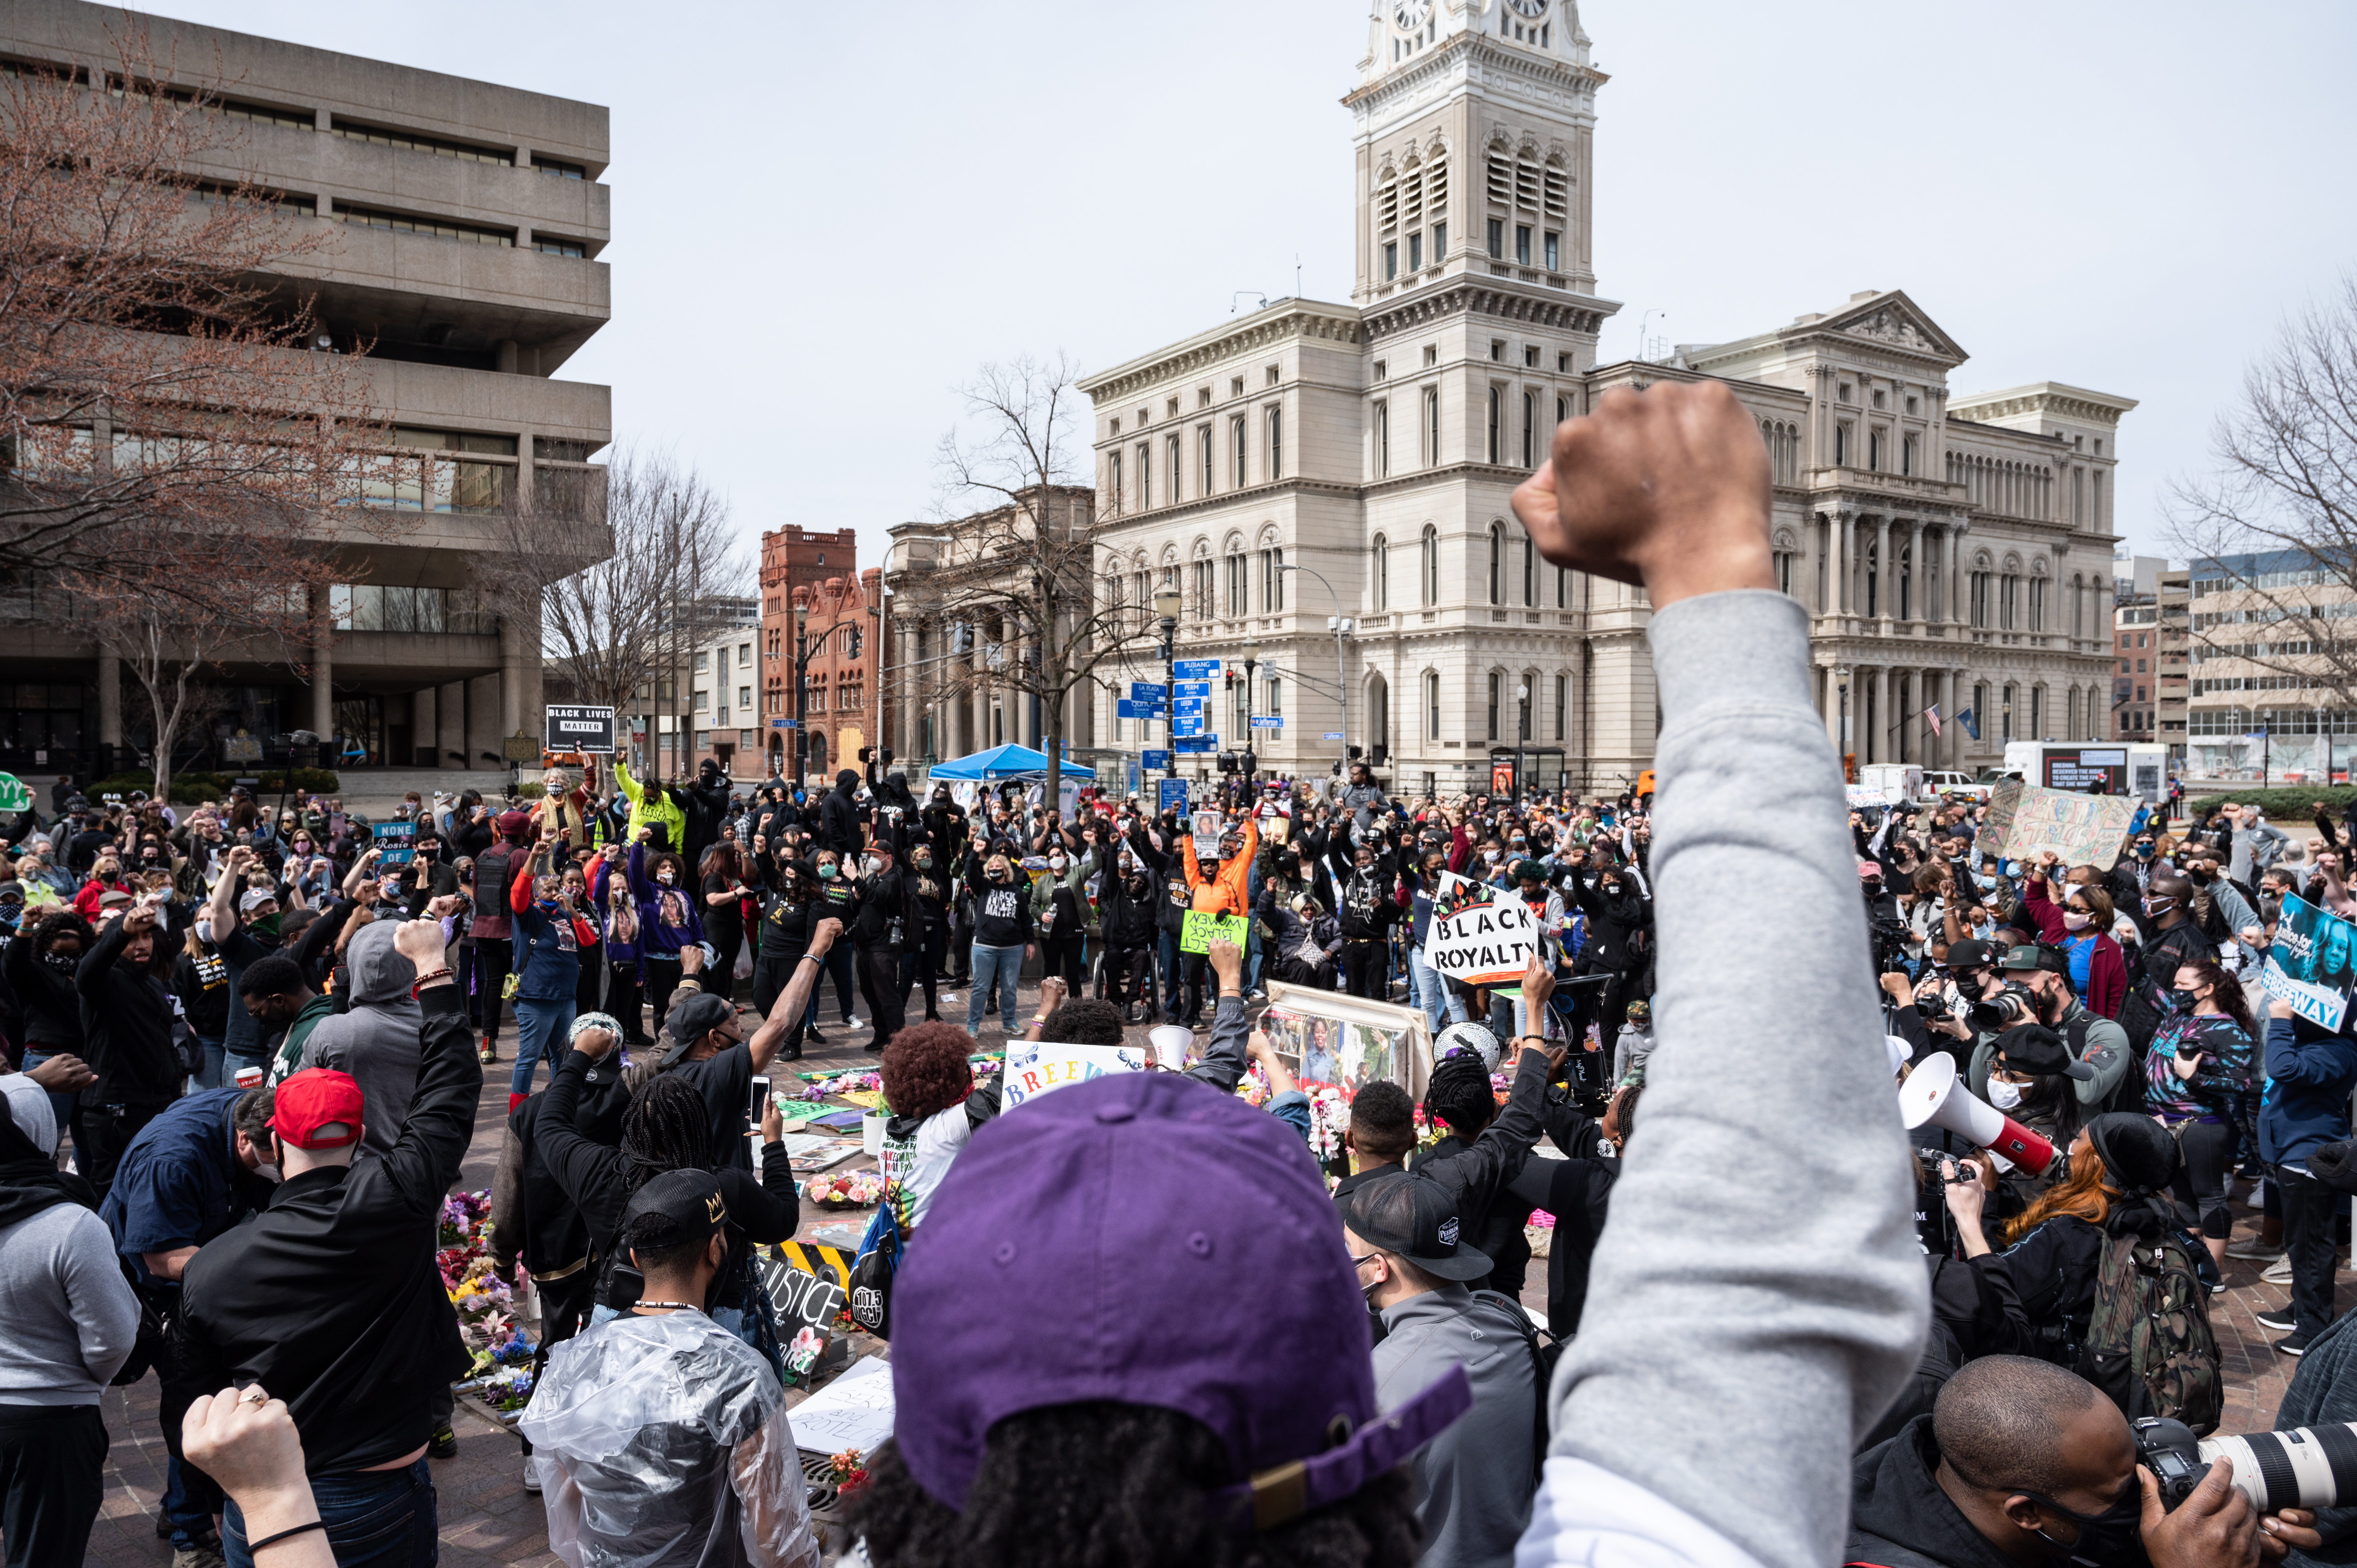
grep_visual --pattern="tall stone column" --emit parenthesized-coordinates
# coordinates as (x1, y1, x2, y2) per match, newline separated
(1870, 667, 1889, 765)
(412, 687, 435, 770)
(1874, 517, 1891, 619)
(310, 585, 335, 746)
(1948, 522, 1966, 625)
(1834, 512, 1850, 615)
(1953, 667, 1970, 768)
(438, 681, 466, 768)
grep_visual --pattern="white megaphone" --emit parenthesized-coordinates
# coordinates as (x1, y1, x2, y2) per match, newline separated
(1898, 1053, 2056, 1176)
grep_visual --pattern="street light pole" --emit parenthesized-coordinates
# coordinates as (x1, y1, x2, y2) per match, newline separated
(1516, 681, 1529, 802)
(1153, 582, 1183, 792)
(1276, 563, 1350, 777)
(1242, 641, 1261, 787)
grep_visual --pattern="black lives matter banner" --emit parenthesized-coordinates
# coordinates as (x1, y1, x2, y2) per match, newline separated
(545, 705, 615, 754)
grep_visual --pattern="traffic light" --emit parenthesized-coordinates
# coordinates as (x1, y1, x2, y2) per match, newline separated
(1241, 750, 1258, 775)
(848, 627, 864, 659)
(1369, 743, 1388, 767)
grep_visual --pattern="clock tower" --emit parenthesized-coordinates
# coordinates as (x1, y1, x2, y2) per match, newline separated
(1346, 0, 1606, 310)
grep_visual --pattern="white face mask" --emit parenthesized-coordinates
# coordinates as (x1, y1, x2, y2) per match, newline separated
(656, 871, 676, 886)
(2062, 910, 2093, 931)
(1987, 1079, 2025, 1110)
(862, 856, 882, 875)
(1049, 855, 1067, 871)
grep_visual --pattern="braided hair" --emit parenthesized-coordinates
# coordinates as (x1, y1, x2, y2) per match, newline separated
(1422, 1050, 1496, 1139)
(618, 1074, 712, 1193)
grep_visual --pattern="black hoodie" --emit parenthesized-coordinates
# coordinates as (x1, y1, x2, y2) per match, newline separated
(819, 770, 866, 857)
(1846, 1416, 2018, 1568)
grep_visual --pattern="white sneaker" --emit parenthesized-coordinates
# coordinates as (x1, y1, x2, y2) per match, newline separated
(845, 1015, 863, 1029)
(2248, 1179, 2270, 1210)
(523, 1458, 542, 1495)
(2263, 1255, 2294, 1284)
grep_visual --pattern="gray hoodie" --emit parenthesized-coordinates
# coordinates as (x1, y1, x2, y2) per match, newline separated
(298, 922, 424, 1156)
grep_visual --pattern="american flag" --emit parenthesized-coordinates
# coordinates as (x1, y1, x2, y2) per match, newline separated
(1923, 704, 1942, 737)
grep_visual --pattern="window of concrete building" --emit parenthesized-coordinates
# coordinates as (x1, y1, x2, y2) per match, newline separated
(1838, 383, 1853, 403)
(1427, 672, 1441, 740)
(534, 156, 586, 179)
(1487, 671, 1501, 740)
(738, 686, 751, 709)
(331, 118, 512, 166)
(1554, 674, 1568, 740)
(1260, 548, 1285, 613)
(1372, 534, 1388, 610)
(1557, 564, 1569, 608)
(1199, 425, 1214, 494)
(1490, 340, 1505, 363)
(334, 203, 514, 247)
(1373, 361, 1388, 382)
(1521, 390, 1537, 467)
(1487, 522, 1504, 604)
(1523, 345, 1540, 369)
(535, 236, 586, 258)
(1486, 387, 1501, 463)
(1901, 432, 1917, 477)
(1107, 450, 1122, 514)
(694, 651, 709, 672)
(1136, 443, 1151, 509)
(1433, 221, 1447, 258)
(1192, 556, 1213, 621)
(1544, 231, 1559, 271)
(694, 689, 710, 711)
(1231, 415, 1247, 488)
(1384, 241, 1398, 281)
(2002, 684, 2017, 741)
(1408, 232, 1422, 271)
(1167, 397, 1180, 418)
(1487, 217, 1504, 259)
(2029, 577, 2046, 632)
(1374, 401, 1389, 477)
(1199, 387, 1213, 407)
(1522, 535, 1536, 606)
(1834, 424, 1850, 466)
(1266, 365, 1281, 386)
(1232, 376, 1245, 397)
(1422, 525, 1439, 606)
(1167, 434, 1182, 503)
(2000, 574, 2019, 630)
(1424, 345, 1438, 367)
(1868, 428, 1884, 472)
(1515, 225, 1531, 265)
(1424, 387, 1440, 467)
(739, 643, 753, 666)
(1265, 406, 1283, 480)
(1267, 678, 1282, 716)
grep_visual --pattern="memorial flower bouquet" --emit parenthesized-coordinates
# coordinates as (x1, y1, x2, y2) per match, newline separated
(803, 1169, 886, 1209)
(829, 1449, 870, 1496)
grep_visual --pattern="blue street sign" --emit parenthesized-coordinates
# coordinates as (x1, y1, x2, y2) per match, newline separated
(1173, 722, 1204, 737)
(1142, 750, 1172, 772)
(1176, 735, 1219, 754)
(1172, 659, 1222, 680)
(1172, 681, 1211, 699)
(1159, 778, 1190, 810)
(1116, 699, 1161, 719)
(1322, 732, 1343, 740)
(1170, 697, 1205, 714)
(1250, 715, 1284, 728)
(1130, 682, 1166, 703)
(772, 719, 797, 730)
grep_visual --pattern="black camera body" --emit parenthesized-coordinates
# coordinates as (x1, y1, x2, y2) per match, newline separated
(1869, 917, 1914, 976)
(2133, 1417, 2208, 1510)
(1969, 981, 2038, 1034)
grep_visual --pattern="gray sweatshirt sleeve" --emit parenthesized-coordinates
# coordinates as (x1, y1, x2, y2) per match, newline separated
(1186, 994, 1251, 1093)
(1523, 591, 1927, 1568)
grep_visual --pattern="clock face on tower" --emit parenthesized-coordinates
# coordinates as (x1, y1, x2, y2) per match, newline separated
(1393, 0, 1433, 30)
(1504, 0, 1548, 15)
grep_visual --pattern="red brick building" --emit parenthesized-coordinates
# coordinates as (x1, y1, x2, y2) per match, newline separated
(758, 524, 887, 782)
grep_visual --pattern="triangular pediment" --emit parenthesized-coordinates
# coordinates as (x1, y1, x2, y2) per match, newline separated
(1814, 291, 1968, 366)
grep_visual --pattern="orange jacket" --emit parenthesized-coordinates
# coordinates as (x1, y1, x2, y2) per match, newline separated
(1180, 816, 1257, 918)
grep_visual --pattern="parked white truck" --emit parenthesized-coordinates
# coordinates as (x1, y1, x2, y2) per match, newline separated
(1995, 742, 2171, 804)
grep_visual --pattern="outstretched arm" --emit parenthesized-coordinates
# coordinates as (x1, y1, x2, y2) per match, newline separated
(746, 918, 842, 1073)
(1509, 381, 1923, 1568)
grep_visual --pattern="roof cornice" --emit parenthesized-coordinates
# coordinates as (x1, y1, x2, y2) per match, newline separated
(1949, 382, 2141, 427)
(1363, 279, 1618, 342)
(1078, 302, 1365, 405)
(1342, 31, 1607, 116)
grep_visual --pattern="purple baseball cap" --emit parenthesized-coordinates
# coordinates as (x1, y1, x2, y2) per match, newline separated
(890, 1070, 1471, 1532)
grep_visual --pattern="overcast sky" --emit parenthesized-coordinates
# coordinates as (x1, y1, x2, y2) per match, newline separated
(141, 0, 2357, 573)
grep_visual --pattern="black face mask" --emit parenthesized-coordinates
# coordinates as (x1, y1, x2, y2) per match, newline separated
(43, 948, 79, 973)
(2022, 1487, 2143, 1567)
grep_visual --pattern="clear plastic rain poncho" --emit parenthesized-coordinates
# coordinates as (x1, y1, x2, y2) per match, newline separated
(519, 1310, 819, 1568)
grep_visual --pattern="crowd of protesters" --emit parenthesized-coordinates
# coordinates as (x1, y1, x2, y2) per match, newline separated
(2, 383, 2356, 1568)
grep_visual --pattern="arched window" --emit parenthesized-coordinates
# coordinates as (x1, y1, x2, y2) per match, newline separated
(1487, 522, 1504, 605)
(1371, 533, 1389, 611)
(1421, 524, 1439, 606)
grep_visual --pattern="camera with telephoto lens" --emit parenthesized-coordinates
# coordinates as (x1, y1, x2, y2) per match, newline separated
(2135, 1415, 2357, 1513)
(1870, 917, 1914, 976)
(1968, 981, 2039, 1034)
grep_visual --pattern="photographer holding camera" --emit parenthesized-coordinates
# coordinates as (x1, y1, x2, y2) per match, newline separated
(1849, 1354, 2320, 1568)
(1966, 946, 2132, 1116)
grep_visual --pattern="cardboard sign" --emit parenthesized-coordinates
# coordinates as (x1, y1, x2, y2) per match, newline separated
(1846, 785, 1892, 808)
(1179, 910, 1251, 954)
(1992, 782, 2136, 869)
(1191, 809, 1223, 861)
(371, 819, 416, 865)
(784, 1354, 895, 1455)
(545, 704, 616, 754)
(1426, 870, 1539, 986)
(756, 1251, 848, 1336)
(1002, 1040, 1145, 1108)
(2260, 894, 2357, 1031)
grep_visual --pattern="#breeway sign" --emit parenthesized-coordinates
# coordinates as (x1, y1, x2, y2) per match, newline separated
(1425, 871, 1540, 987)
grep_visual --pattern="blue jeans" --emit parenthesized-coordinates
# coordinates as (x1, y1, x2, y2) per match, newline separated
(224, 1457, 434, 1568)
(966, 943, 1023, 1034)
(192, 1035, 226, 1091)
(163, 1451, 223, 1551)
(1245, 927, 1264, 993)
(512, 996, 577, 1096)
(14, 1051, 75, 1149)
(1407, 947, 1448, 1031)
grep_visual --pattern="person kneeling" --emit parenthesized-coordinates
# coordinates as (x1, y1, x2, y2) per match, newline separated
(522, 1169, 820, 1568)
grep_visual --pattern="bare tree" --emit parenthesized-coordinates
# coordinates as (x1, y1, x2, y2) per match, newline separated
(0, 28, 385, 594)
(2168, 274, 2357, 711)
(484, 444, 746, 780)
(928, 354, 1150, 776)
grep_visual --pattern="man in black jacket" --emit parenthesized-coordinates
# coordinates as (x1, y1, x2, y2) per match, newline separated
(1326, 834, 1405, 1001)
(1846, 1353, 2298, 1568)
(75, 903, 178, 1202)
(174, 917, 480, 1565)
(850, 839, 911, 1052)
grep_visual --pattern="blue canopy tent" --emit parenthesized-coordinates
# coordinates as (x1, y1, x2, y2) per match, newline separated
(926, 743, 1094, 782)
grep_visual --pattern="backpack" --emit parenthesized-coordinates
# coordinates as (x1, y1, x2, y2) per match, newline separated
(847, 1200, 902, 1340)
(2079, 1222, 2222, 1435)
(1471, 1289, 1562, 1488)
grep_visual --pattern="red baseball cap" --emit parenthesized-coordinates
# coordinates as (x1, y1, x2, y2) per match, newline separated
(270, 1068, 364, 1150)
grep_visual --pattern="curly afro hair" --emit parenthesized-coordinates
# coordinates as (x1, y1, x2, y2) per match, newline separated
(882, 1021, 978, 1122)
(1422, 1051, 1497, 1139)
(1039, 997, 1125, 1047)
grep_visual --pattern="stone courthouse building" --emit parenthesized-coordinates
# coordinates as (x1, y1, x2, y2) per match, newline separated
(1076, 0, 2133, 795)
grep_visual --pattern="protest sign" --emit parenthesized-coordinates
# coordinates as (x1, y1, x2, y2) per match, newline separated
(2260, 894, 2357, 1031)
(756, 1252, 847, 1337)
(545, 704, 615, 754)
(1425, 870, 1539, 986)
(1191, 809, 1223, 860)
(1002, 1040, 1145, 1108)
(1260, 982, 1435, 1099)
(1845, 784, 1891, 809)
(1991, 782, 2135, 869)
(783, 1354, 895, 1454)
(1179, 910, 1251, 954)
(371, 818, 416, 865)
(0, 772, 28, 812)
(1980, 780, 2023, 861)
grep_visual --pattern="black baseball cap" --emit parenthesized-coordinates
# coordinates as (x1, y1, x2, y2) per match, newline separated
(1995, 1024, 2095, 1082)
(1945, 939, 1996, 971)
(622, 1167, 728, 1252)
(1344, 1172, 1493, 1282)
(664, 990, 736, 1046)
